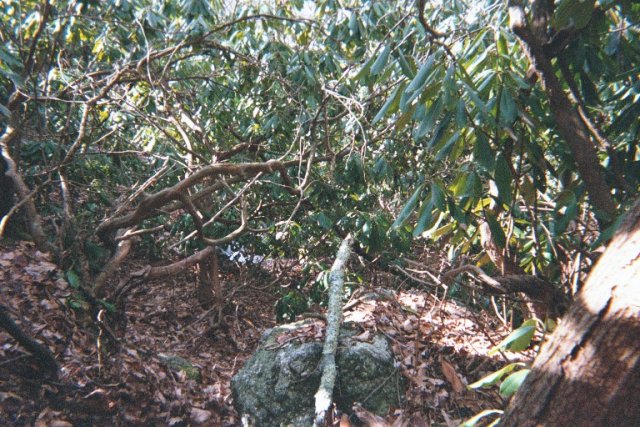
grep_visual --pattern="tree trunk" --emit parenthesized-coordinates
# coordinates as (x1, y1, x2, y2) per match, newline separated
(501, 199, 640, 426)
(507, 2, 616, 221)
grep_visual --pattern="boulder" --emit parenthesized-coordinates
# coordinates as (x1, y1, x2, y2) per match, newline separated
(231, 321, 405, 426)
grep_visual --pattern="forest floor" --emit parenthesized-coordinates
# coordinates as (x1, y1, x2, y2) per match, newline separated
(0, 240, 530, 426)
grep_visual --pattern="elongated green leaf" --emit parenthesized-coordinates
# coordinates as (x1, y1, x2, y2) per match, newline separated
(373, 82, 406, 124)
(473, 135, 493, 170)
(485, 213, 506, 249)
(371, 44, 391, 76)
(395, 52, 416, 78)
(413, 196, 435, 236)
(468, 362, 526, 389)
(493, 153, 512, 205)
(354, 55, 374, 81)
(489, 319, 537, 355)
(496, 31, 508, 55)
(460, 409, 503, 427)
(66, 270, 81, 289)
(405, 53, 437, 94)
(435, 130, 460, 161)
(392, 183, 425, 229)
(413, 182, 446, 236)
(499, 369, 530, 397)
(499, 89, 517, 125)
(461, 80, 488, 121)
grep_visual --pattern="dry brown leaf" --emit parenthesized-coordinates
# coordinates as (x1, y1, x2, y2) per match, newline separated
(340, 413, 352, 427)
(440, 357, 465, 393)
(353, 403, 390, 427)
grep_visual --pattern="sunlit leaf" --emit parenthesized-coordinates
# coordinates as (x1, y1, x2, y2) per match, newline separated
(499, 369, 530, 397)
(468, 362, 526, 389)
(489, 319, 537, 355)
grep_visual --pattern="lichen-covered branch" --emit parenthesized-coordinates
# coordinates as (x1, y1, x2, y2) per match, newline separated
(314, 234, 354, 426)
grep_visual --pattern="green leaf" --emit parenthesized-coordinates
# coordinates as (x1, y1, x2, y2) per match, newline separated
(395, 104, 415, 132)
(493, 153, 512, 205)
(489, 319, 537, 355)
(392, 183, 425, 229)
(468, 362, 526, 389)
(460, 409, 503, 427)
(499, 369, 530, 397)
(485, 213, 506, 249)
(461, 80, 488, 121)
(473, 135, 494, 170)
(66, 270, 81, 289)
(499, 89, 517, 125)
(415, 97, 443, 139)
(395, 52, 416, 78)
(414, 197, 435, 236)
(373, 82, 406, 124)
(553, 0, 596, 30)
(455, 98, 467, 127)
(371, 44, 391, 76)
(435, 130, 460, 161)
(405, 53, 437, 95)
(354, 57, 374, 81)
(496, 31, 508, 56)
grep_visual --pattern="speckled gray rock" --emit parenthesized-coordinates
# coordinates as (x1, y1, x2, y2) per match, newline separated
(231, 321, 405, 427)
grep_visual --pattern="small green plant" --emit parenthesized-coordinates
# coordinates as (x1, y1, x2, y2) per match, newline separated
(463, 318, 555, 426)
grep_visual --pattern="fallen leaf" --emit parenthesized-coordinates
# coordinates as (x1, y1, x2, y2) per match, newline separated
(440, 358, 465, 393)
(191, 407, 212, 424)
(353, 403, 390, 427)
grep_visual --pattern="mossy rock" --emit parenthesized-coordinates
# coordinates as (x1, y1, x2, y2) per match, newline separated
(231, 321, 405, 427)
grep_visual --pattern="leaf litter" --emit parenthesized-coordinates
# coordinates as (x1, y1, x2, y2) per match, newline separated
(1, 241, 529, 426)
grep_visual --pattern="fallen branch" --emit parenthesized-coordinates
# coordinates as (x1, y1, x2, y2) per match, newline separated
(314, 234, 354, 426)
(443, 264, 569, 319)
(0, 304, 58, 379)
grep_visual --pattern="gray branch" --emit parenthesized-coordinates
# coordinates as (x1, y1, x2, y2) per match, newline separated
(314, 234, 353, 426)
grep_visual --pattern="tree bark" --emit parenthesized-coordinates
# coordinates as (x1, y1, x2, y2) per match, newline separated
(501, 198, 640, 426)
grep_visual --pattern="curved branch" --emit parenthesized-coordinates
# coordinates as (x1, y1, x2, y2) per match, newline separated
(96, 159, 291, 243)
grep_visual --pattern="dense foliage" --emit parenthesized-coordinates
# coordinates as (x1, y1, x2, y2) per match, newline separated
(1, 0, 638, 312)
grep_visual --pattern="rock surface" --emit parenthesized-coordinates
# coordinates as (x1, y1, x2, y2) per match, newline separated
(231, 321, 405, 427)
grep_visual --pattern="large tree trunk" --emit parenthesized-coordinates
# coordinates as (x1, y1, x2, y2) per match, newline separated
(501, 199, 640, 426)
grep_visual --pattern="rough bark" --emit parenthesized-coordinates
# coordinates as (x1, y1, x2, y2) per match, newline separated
(507, 2, 616, 220)
(501, 198, 640, 426)
(314, 234, 353, 426)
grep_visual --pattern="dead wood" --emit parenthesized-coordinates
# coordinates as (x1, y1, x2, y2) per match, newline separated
(444, 265, 568, 319)
(0, 303, 59, 379)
